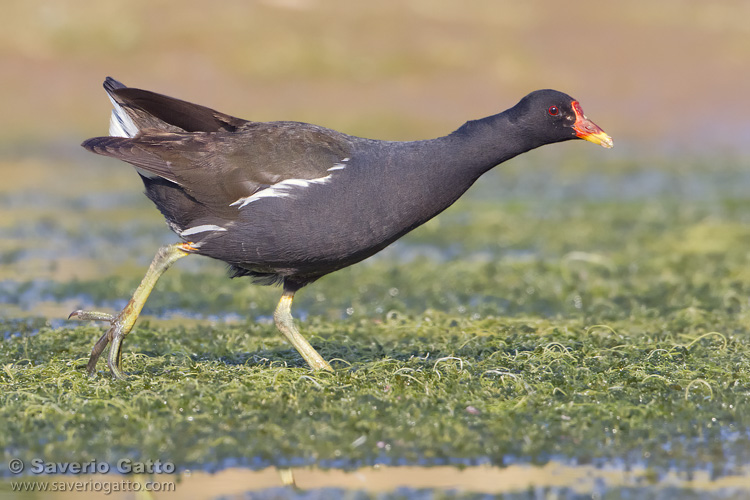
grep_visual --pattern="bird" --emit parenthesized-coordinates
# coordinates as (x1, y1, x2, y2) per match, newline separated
(69, 77, 612, 378)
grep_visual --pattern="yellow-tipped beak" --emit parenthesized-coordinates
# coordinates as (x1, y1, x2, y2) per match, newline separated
(571, 101, 613, 149)
(579, 130, 613, 149)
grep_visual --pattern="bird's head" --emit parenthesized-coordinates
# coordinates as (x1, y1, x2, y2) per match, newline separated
(512, 89, 613, 149)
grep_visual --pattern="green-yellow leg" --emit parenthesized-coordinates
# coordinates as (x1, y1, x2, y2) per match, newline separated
(69, 243, 193, 379)
(273, 288, 333, 371)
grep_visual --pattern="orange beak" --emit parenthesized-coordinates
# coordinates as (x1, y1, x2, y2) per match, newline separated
(572, 101, 613, 148)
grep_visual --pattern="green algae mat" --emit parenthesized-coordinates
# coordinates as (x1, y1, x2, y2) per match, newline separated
(2, 149, 750, 498)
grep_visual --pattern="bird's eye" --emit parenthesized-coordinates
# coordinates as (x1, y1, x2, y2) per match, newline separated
(548, 105, 559, 116)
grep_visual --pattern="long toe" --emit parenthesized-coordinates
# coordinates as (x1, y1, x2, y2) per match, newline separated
(69, 310, 115, 322)
(107, 329, 130, 379)
(86, 331, 110, 376)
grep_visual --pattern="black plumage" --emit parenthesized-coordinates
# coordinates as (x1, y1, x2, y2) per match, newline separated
(72, 77, 612, 377)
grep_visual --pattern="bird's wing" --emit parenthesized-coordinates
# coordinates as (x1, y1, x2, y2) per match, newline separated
(81, 121, 353, 211)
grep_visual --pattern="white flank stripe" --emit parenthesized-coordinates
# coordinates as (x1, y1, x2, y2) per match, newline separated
(107, 95, 138, 138)
(231, 175, 332, 209)
(281, 178, 315, 188)
(230, 189, 290, 208)
(180, 224, 228, 237)
(328, 157, 350, 171)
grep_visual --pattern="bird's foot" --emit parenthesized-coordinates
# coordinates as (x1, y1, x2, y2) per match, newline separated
(69, 304, 137, 380)
(68, 243, 193, 379)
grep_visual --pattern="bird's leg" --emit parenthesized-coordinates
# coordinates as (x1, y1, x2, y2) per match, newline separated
(69, 242, 194, 379)
(273, 289, 332, 371)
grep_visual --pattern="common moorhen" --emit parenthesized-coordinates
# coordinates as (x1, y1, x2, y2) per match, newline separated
(70, 77, 612, 378)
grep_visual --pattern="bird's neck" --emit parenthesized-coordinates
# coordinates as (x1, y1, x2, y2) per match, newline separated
(443, 109, 546, 180)
(371, 109, 546, 228)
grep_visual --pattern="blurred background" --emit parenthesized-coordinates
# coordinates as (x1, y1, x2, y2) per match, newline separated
(1, 0, 747, 150)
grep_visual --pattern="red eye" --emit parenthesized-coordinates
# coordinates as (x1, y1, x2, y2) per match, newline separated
(548, 105, 559, 116)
